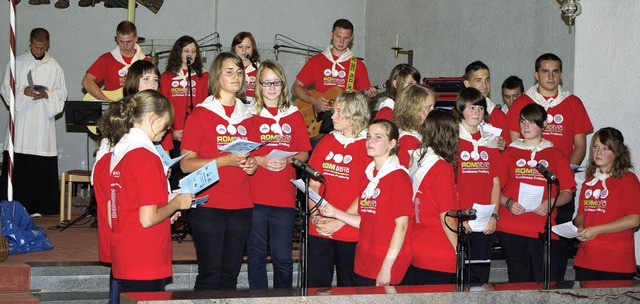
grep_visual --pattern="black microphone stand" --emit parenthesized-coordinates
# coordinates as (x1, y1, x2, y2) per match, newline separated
(298, 172, 311, 296)
(540, 180, 553, 290)
(186, 59, 194, 117)
(453, 214, 473, 292)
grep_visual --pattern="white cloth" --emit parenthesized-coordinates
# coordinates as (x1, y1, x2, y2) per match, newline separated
(332, 128, 367, 148)
(197, 95, 253, 125)
(377, 97, 395, 111)
(110, 44, 146, 78)
(408, 147, 442, 199)
(458, 123, 498, 157)
(1, 51, 67, 156)
(91, 138, 111, 184)
(524, 84, 571, 110)
(322, 45, 354, 77)
(363, 155, 408, 199)
(584, 168, 611, 195)
(110, 128, 162, 173)
(508, 138, 554, 161)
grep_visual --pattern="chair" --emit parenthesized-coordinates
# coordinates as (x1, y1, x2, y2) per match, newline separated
(59, 170, 91, 223)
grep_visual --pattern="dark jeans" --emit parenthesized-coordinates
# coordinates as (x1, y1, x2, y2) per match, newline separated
(354, 273, 377, 286)
(108, 271, 120, 304)
(498, 232, 565, 283)
(574, 266, 634, 281)
(554, 195, 576, 281)
(116, 277, 167, 304)
(189, 207, 252, 290)
(466, 232, 497, 284)
(307, 235, 357, 288)
(247, 204, 295, 289)
(402, 265, 455, 285)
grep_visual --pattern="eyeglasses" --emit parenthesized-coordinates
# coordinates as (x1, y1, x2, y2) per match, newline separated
(260, 81, 283, 88)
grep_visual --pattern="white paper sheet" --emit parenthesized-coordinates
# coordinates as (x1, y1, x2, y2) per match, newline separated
(290, 179, 325, 206)
(468, 203, 497, 232)
(266, 149, 298, 160)
(481, 123, 503, 137)
(552, 221, 579, 239)
(517, 182, 544, 212)
(178, 160, 219, 194)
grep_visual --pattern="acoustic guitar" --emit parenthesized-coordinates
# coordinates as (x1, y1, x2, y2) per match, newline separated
(81, 88, 123, 134)
(295, 82, 386, 140)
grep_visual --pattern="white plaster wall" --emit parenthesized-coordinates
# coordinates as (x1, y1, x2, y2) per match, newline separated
(575, 0, 640, 170)
(363, 0, 575, 101)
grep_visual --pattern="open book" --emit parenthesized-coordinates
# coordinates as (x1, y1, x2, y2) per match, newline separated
(155, 145, 189, 169)
(176, 160, 219, 208)
(220, 139, 268, 154)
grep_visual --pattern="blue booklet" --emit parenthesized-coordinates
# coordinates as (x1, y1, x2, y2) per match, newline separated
(220, 139, 268, 154)
(155, 145, 189, 168)
(178, 159, 219, 194)
(191, 195, 209, 208)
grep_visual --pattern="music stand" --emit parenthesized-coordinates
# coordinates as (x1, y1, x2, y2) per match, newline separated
(58, 101, 109, 231)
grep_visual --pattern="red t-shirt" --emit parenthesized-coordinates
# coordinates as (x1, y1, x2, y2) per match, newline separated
(488, 107, 511, 147)
(245, 66, 257, 99)
(249, 109, 311, 208)
(398, 133, 421, 168)
(507, 94, 593, 160)
(86, 53, 150, 91)
(457, 133, 505, 210)
(308, 133, 370, 242)
(411, 160, 458, 273)
(181, 101, 254, 209)
(574, 172, 640, 273)
(94, 153, 112, 264)
(374, 106, 393, 121)
(296, 53, 372, 93)
(355, 168, 413, 284)
(160, 70, 210, 131)
(497, 146, 576, 239)
(110, 149, 172, 280)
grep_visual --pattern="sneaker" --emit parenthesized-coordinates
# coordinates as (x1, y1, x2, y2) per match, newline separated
(30, 213, 42, 218)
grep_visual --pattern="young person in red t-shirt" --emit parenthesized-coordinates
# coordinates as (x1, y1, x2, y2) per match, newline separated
(404, 109, 460, 285)
(374, 64, 420, 121)
(160, 36, 210, 187)
(497, 104, 575, 283)
(306, 91, 371, 287)
(246, 60, 311, 289)
(506, 53, 594, 280)
(123, 60, 160, 97)
(180, 52, 258, 291)
(392, 84, 436, 168)
(463, 61, 509, 149)
(320, 119, 412, 286)
(454, 88, 505, 284)
(574, 127, 640, 281)
(292, 19, 377, 119)
(232, 32, 260, 103)
(82, 21, 149, 101)
(108, 90, 193, 299)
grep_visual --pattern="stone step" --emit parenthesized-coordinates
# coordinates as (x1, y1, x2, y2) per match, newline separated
(31, 260, 574, 303)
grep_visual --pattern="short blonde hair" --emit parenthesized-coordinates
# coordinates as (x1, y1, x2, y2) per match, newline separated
(334, 91, 370, 136)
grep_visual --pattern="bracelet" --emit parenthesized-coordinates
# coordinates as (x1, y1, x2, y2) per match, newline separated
(505, 198, 513, 209)
(491, 213, 499, 221)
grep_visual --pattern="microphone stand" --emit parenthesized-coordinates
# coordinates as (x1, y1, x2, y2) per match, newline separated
(454, 214, 472, 292)
(298, 172, 311, 296)
(541, 180, 553, 290)
(186, 59, 194, 119)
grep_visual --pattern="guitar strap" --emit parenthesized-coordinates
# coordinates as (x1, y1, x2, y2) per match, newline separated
(346, 57, 357, 91)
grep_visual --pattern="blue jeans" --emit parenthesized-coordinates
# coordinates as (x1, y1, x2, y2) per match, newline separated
(247, 204, 295, 289)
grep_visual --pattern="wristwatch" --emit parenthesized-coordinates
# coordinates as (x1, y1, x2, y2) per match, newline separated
(490, 213, 499, 221)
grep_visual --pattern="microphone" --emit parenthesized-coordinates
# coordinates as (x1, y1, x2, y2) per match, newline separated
(186, 55, 192, 67)
(536, 163, 559, 184)
(291, 158, 325, 181)
(445, 209, 477, 218)
(273, 44, 280, 60)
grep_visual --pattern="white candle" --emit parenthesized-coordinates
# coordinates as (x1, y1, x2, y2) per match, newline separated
(395, 33, 399, 48)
